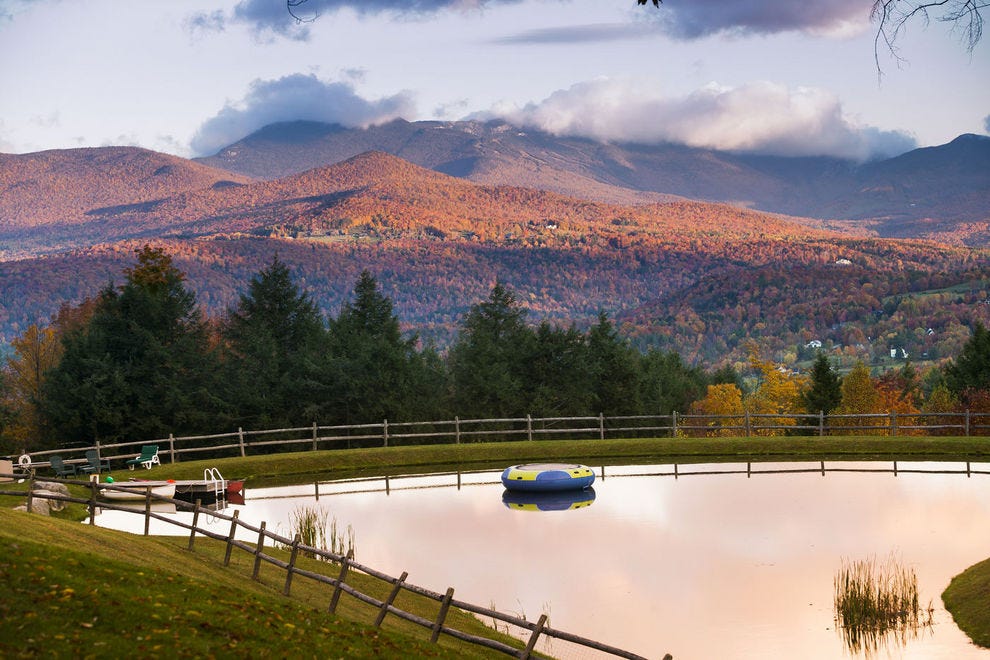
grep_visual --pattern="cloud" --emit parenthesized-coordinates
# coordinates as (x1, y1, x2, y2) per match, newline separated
(481, 78, 916, 160)
(984, 114, 990, 134)
(192, 0, 524, 40)
(644, 0, 871, 39)
(190, 74, 416, 156)
(494, 22, 656, 45)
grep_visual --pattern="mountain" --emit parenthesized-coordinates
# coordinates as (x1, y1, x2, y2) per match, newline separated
(195, 121, 990, 245)
(1, 147, 988, 367)
(0, 147, 252, 258)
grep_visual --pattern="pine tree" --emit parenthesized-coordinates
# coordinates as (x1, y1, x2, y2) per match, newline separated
(944, 322, 990, 405)
(801, 352, 842, 415)
(586, 312, 642, 415)
(42, 246, 219, 443)
(448, 282, 534, 419)
(224, 256, 325, 428)
(324, 271, 442, 424)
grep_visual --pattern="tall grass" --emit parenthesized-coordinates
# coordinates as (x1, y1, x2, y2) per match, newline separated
(289, 504, 356, 559)
(834, 553, 933, 654)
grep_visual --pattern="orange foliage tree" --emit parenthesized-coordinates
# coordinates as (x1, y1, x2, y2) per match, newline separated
(685, 383, 744, 437)
(833, 361, 883, 435)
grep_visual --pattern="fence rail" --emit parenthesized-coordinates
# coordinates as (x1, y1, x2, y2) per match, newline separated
(7, 409, 989, 472)
(1, 473, 649, 660)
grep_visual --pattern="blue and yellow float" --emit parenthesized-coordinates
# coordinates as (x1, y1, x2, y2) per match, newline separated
(502, 487, 596, 511)
(500, 463, 595, 493)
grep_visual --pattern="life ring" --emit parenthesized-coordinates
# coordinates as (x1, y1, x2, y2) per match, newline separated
(500, 463, 595, 493)
(17, 454, 31, 467)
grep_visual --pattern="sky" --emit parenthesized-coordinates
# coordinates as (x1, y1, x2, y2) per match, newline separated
(0, 0, 988, 162)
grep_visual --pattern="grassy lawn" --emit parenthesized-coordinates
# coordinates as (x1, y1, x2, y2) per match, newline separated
(0, 509, 522, 658)
(942, 557, 990, 649)
(4, 434, 989, 655)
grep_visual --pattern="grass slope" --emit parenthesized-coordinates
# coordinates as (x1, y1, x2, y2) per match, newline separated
(0, 509, 515, 658)
(942, 557, 990, 649)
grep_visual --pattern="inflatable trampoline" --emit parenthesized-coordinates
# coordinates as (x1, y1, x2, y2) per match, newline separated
(500, 463, 595, 493)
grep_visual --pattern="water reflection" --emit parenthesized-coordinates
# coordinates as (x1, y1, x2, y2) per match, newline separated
(502, 487, 596, 511)
(94, 461, 990, 659)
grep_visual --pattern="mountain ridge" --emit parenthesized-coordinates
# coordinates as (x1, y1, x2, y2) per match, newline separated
(194, 120, 990, 243)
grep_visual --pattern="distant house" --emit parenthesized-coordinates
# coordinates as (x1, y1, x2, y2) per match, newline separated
(835, 258, 852, 266)
(890, 347, 909, 359)
(805, 339, 822, 349)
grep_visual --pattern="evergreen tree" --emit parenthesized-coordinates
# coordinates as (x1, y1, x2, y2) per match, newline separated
(224, 256, 325, 428)
(801, 352, 842, 415)
(323, 271, 441, 424)
(638, 348, 706, 415)
(944, 322, 990, 402)
(526, 321, 594, 417)
(42, 246, 219, 443)
(586, 312, 642, 415)
(447, 282, 534, 418)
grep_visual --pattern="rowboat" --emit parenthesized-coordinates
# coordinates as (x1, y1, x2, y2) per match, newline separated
(100, 480, 176, 501)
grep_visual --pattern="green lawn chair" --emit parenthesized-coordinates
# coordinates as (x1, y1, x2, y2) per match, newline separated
(125, 445, 160, 470)
(80, 449, 111, 474)
(49, 455, 77, 478)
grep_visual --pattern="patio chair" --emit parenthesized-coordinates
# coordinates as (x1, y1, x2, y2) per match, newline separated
(79, 449, 111, 474)
(125, 445, 160, 470)
(49, 455, 77, 478)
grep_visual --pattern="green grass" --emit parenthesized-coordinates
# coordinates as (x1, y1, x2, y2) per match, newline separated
(0, 508, 518, 658)
(942, 557, 990, 648)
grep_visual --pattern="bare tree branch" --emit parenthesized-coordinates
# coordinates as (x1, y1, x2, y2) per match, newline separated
(287, 0, 318, 24)
(872, 1, 986, 78)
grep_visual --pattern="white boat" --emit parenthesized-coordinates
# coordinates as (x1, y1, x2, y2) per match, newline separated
(99, 481, 176, 501)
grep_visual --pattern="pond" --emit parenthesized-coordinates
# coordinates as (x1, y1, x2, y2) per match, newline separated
(94, 461, 990, 659)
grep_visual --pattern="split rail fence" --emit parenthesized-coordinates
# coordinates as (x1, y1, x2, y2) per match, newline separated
(2, 474, 649, 660)
(8, 410, 989, 472)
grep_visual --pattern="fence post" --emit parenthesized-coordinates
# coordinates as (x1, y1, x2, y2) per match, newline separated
(168, 434, 176, 463)
(672, 411, 678, 437)
(284, 533, 301, 596)
(383, 419, 389, 448)
(143, 486, 152, 536)
(238, 427, 246, 458)
(188, 500, 202, 551)
(224, 510, 240, 566)
(819, 411, 824, 437)
(455, 416, 461, 444)
(599, 413, 605, 440)
(744, 410, 751, 437)
(25, 473, 35, 513)
(89, 480, 98, 525)
(312, 422, 318, 451)
(431, 587, 455, 643)
(891, 411, 898, 437)
(252, 521, 267, 580)
(965, 409, 971, 436)
(375, 571, 409, 628)
(521, 613, 548, 660)
(328, 551, 352, 613)
(95, 439, 102, 464)
(527, 415, 532, 442)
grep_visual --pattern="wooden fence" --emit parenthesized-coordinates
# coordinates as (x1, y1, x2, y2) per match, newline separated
(7, 409, 989, 472)
(2, 474, 649, 660)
